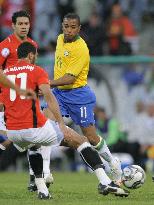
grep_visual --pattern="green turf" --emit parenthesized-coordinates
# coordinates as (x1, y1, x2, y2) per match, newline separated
(0, 172, 153, 205)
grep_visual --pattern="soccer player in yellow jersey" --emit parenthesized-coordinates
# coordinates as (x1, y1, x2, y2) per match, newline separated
(50, 13, 122, 186)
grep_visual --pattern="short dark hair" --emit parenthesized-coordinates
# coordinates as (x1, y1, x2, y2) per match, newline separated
(17, 42, 37, 59)
(63, 13, 80, 25)
(12, 10, 30, 24)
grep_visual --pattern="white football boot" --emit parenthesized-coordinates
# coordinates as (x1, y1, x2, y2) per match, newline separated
(35, 178, 51, 200)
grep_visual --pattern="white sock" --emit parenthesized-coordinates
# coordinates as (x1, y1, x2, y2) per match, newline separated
(95, 137, 113, 162)
(40, 146, 51, 179)
(35, 178, 49, 196)
(95, 168, 111, 186)
(100, 156, 111, 175)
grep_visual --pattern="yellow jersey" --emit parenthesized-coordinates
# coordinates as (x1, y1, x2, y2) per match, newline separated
(54, 34, 90, 89)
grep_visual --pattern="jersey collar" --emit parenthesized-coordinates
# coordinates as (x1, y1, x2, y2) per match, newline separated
(63, 34, 80, 43)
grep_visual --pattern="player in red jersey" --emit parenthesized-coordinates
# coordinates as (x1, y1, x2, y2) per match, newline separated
(0, 10, 53, 191)
(0, 11, 37, 69)
(0, 71, 36, 151)
(0, 41, 129, 199)
(0, 41, 61, 199)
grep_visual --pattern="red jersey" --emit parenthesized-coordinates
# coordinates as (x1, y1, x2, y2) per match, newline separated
(0, 34, 38, 69)
(1, 60, 49, 130)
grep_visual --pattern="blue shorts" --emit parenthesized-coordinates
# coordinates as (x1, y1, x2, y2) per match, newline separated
(52, 85, 96, 127)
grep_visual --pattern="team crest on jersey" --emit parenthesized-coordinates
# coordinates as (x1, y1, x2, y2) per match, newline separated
(64, 51, 69, 56)
(1, 48, 10, 57)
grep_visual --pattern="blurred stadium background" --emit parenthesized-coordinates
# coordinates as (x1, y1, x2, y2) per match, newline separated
(1, 0, 154, 174)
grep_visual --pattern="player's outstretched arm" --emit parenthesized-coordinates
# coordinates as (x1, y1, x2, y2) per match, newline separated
(0, 70, 36, 100)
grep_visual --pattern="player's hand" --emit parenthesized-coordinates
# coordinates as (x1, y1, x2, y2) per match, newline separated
(18, 89, 37, 100)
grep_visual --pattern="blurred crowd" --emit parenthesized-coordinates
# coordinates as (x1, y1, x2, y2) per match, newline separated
(1, 0, 154, 56)
(1, 0, 154, 172)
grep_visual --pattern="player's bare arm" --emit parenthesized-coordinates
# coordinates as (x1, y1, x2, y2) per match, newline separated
(50, 74, 75, 87)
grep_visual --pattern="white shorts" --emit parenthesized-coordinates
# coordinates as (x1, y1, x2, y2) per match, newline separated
(7, 119, 64, 152)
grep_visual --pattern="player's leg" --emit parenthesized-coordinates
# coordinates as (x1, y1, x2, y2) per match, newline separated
(52, 87, 122, 183)
(27, 145, 53, 192)
(47, 88, 122, 183)
(28, 146, 51, 199)
(27, 100, 54, 192)
(40, 145, 54, 185)
(40, 102, 69, 181)
(41, 108, 55, 185)
(60, 125, 129, 197)
(6, 128, 52, 199)
(81, 125, 122, 183)
(68, 103, 122, 184)
(24, 120, 62, 197)
(41, 104, 56, 184)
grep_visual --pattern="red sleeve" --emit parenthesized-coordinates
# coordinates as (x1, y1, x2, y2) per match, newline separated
(36, 66, 49, 86)
(0, 38, 10, 68)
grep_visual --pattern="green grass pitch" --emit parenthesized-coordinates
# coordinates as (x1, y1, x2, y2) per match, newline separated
(0, 172, 153, 205)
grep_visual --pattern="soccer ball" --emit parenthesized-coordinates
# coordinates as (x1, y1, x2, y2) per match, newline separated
(122, 165, 146, 189)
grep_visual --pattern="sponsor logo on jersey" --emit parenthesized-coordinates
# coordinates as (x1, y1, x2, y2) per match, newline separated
(1, 48, 10, 57)
(3, 65, 34, 73)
